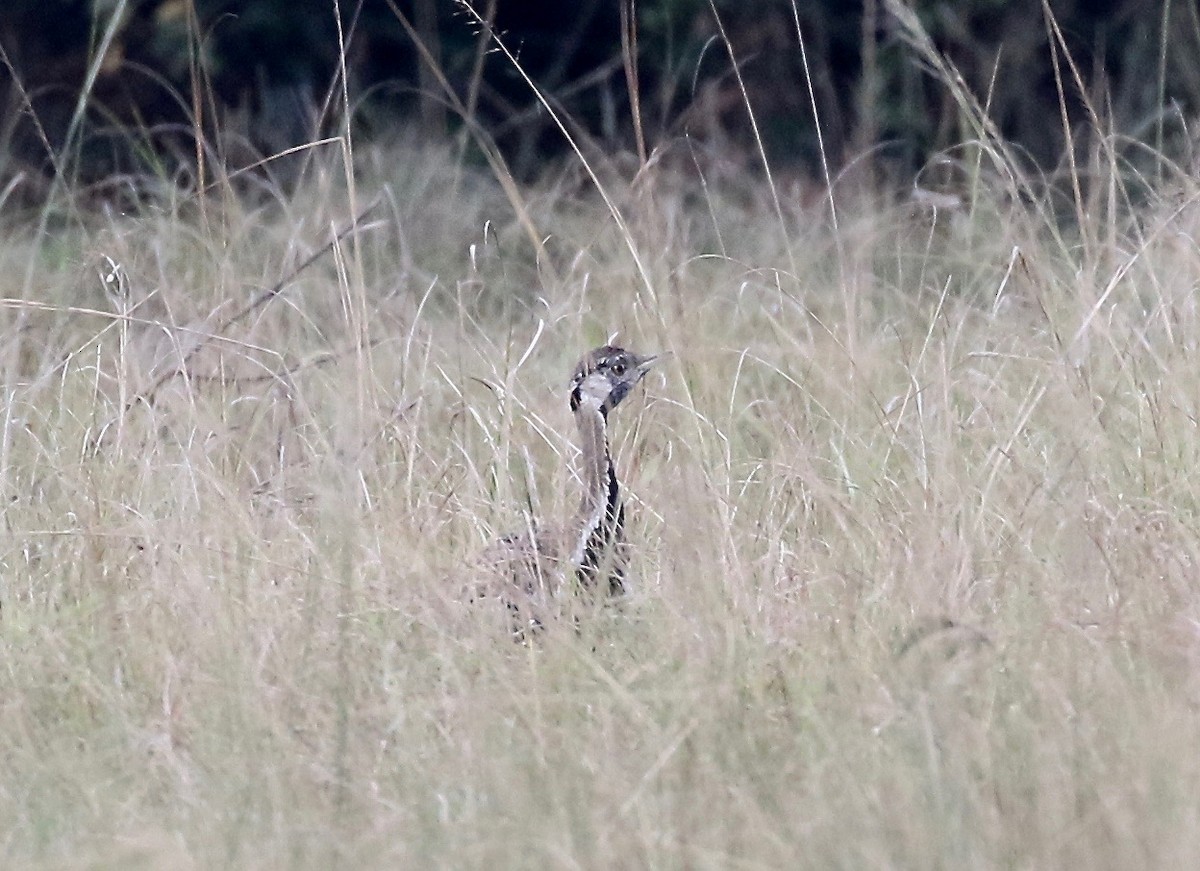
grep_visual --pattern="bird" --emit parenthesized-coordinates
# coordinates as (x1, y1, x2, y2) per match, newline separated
(472, 345, 657, 634)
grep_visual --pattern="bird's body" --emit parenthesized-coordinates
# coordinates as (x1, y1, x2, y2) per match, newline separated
(474, 345, 656, 632)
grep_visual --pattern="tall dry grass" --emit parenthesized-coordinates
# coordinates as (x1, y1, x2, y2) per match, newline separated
(2, 128, 1200, 867)
(3, 4, 1200, 867)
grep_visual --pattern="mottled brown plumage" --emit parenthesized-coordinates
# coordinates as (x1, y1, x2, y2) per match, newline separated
(474, 345, 656, 633)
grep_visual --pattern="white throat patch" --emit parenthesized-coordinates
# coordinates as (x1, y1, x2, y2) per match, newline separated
(575, 372, 610, 409)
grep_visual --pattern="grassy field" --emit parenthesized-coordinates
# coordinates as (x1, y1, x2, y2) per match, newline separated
(3, 126, 1200, 868)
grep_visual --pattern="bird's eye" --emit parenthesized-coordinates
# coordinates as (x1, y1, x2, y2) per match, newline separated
(611, 361, 626, 375)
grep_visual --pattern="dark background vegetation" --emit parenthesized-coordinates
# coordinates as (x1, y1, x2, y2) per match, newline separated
(0, 0, 1197, 198)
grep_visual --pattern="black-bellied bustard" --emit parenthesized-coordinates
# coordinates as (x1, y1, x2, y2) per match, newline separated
(472, 345, 657, 633)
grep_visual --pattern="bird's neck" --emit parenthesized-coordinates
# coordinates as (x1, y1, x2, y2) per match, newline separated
(570, 403, 623, 579)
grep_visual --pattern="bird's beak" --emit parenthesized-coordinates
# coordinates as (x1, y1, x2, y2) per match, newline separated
(636, 353, 659, 375)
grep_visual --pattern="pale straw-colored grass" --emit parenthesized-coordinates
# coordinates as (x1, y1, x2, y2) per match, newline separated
(3, 87, 1200, 867)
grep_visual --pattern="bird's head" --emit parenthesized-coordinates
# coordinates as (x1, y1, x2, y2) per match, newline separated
(569, 345, 657, 416)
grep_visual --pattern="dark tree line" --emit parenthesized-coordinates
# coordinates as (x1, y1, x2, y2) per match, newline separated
(0, 0, 1196, 196)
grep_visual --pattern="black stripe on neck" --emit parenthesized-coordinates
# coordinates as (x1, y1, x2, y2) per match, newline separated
(577, 447, 625, 593)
